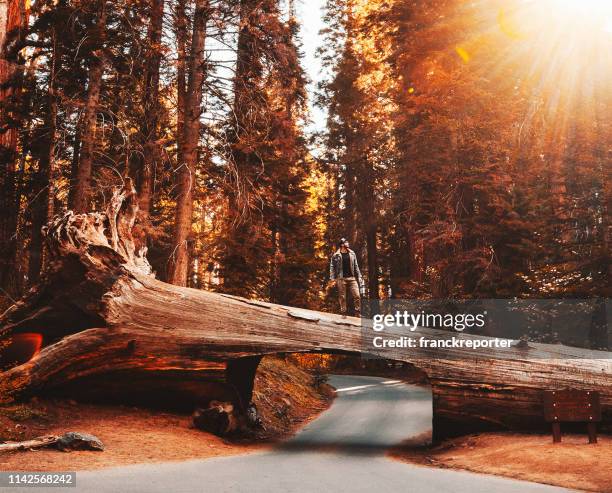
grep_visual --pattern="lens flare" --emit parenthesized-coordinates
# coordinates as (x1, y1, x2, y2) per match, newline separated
(498, 8, 528, 40)
(512, 0, 612, 34)
(480, 0, 612, 124)
(450, 0, 612, 161)
(555, 0, 612, 13)
(455, 46, 471, 63)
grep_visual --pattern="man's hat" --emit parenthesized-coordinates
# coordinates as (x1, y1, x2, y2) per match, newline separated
(338, 237, 348, 247)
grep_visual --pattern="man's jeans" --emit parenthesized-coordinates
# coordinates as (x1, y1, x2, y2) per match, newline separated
(336, 277, 360, 315)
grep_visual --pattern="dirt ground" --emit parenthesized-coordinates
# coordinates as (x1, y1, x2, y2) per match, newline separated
(0, 357, 334, 472)
(390, 432, 612, 492)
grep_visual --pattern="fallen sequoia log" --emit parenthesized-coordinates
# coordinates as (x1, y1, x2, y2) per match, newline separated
(0, 182, 611, 440)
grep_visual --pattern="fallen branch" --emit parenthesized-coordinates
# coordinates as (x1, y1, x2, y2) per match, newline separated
(0, 432, 104, 452)
(0, 435, 59, 452)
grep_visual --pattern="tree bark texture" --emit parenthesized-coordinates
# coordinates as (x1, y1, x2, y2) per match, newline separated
(0, 0, 27, 295)
(71, 1, 107, 214)
(137, 0, 165, 218)
(167, 0, 209, 286)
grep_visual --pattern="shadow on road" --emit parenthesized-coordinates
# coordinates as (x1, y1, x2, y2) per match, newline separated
(274, 436, 431, 457)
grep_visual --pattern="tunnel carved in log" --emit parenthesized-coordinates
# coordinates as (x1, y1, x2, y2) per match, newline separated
(0, 182, 611, 439)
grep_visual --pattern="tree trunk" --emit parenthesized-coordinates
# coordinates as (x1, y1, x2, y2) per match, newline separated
(174, 0, 187, 153)
(1, 187, 611, 440)
(0, 0, 27, 296)
(220, 0, 265, 297)
(0, 0, 26, 152)
(28, 28, 59, 284)
(137, 0, 164, 218)
(28, 167, 46, 284)
(167, 0, 209, 286)
(363, 164, 378, 300)
(71, 1, 107, 214)
(67, 122, 81, 209)
(388, 228, 411, 298)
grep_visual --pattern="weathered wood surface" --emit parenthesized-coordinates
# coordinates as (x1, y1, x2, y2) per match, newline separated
(0, 183, 610, 439)
(0, 432, 104, 452)
(0, 435, 59, 452)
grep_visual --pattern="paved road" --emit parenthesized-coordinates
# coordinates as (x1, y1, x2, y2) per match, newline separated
(2, 376, 572, 493)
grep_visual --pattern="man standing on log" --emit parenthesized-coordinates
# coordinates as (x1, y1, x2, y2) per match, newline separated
(329, 238, 364, 317)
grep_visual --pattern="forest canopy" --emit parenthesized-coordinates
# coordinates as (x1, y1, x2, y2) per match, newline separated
(0, 0, 610, 313)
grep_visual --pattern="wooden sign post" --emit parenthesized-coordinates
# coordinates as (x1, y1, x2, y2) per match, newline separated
(542, 390, 601, 443)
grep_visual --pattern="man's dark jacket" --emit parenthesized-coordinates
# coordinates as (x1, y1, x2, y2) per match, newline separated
(329, 248, 363, 286)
